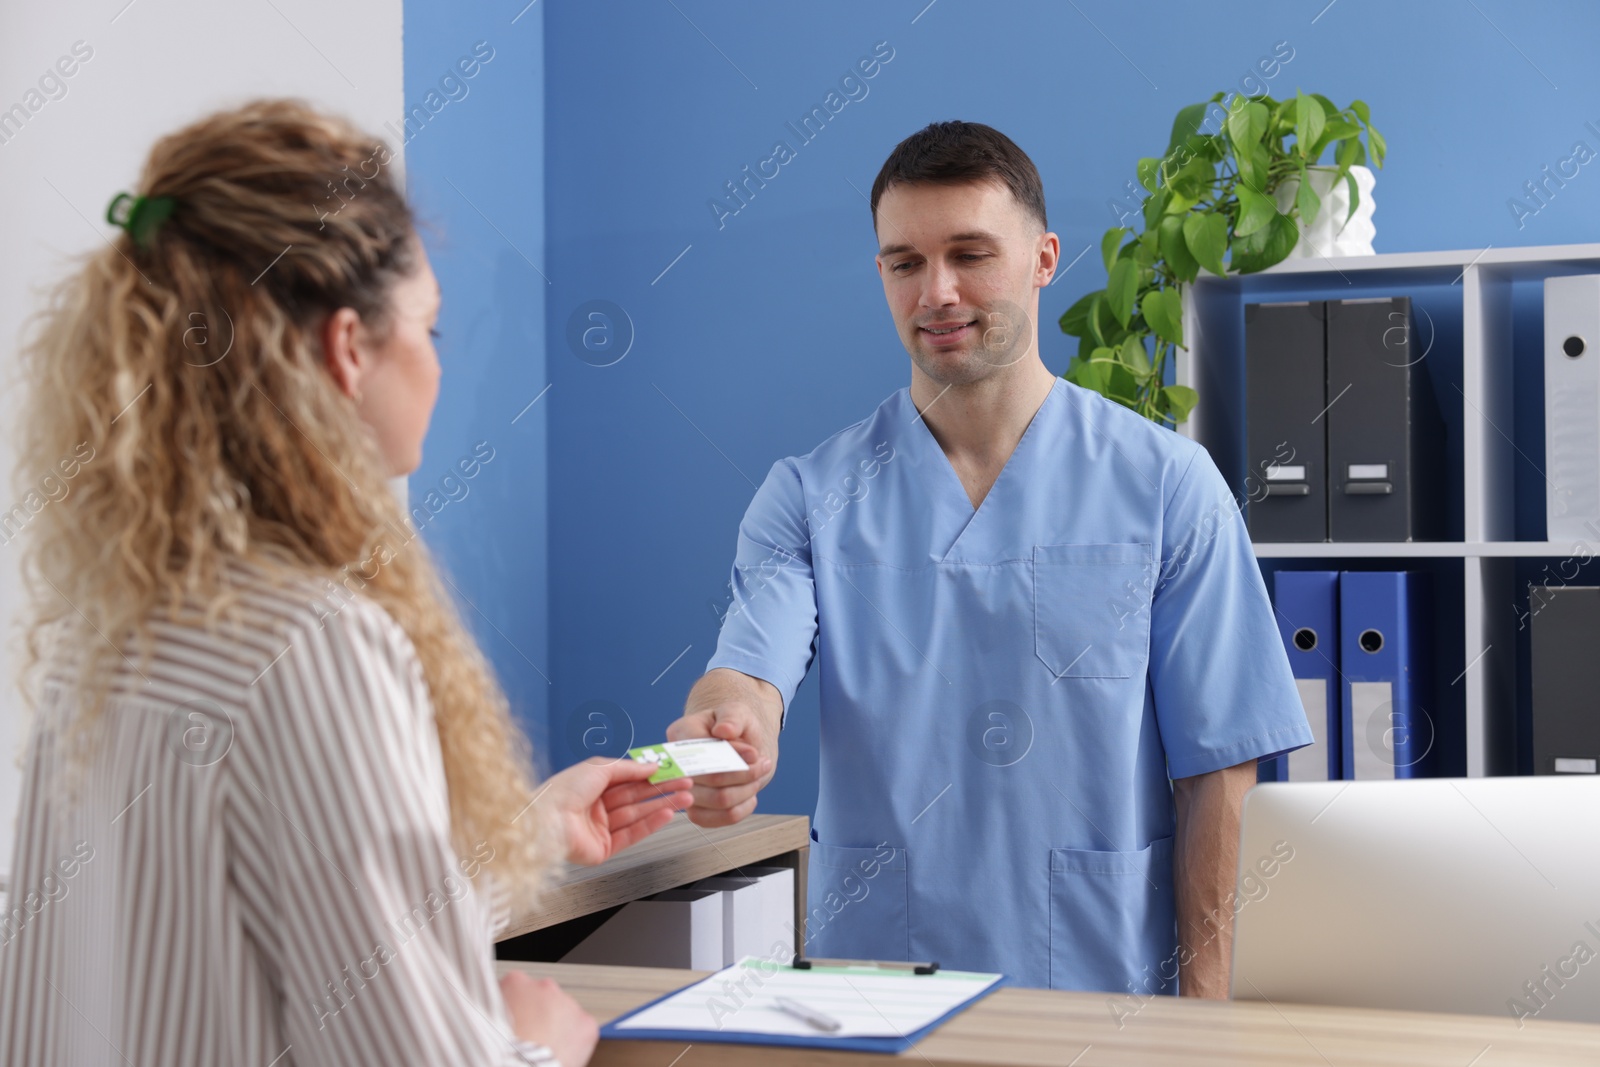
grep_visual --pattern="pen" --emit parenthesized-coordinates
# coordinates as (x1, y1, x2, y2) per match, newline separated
(773, 995, 842, 1032)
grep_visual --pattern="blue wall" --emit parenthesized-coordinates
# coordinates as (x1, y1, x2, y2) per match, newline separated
(403, 3, 552, 764)
(408, 0, 1600, 810)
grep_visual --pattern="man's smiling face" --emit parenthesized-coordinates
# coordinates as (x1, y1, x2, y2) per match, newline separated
(874, 179, 1048, 387)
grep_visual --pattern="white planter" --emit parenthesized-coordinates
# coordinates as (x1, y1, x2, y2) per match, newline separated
(1272, 164, 1376, 258)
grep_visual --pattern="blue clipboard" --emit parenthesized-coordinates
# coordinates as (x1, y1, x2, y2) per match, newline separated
(599, 961, 1009, 1054)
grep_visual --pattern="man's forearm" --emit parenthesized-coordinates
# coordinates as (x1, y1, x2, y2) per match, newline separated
(1171, 759, 1256, 998)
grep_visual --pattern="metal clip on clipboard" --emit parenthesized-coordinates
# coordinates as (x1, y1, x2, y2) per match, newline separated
(791, 954, 941, 975)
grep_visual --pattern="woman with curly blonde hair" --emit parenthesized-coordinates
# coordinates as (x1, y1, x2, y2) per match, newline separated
(0, 99, 705, 1067)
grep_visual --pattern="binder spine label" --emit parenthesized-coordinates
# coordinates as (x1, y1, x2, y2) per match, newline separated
(1350, 681, 1395, 780)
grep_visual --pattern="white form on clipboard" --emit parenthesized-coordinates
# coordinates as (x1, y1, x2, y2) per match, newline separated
(607, 956, 1003, 1041)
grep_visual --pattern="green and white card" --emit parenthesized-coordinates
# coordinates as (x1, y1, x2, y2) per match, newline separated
(627, 738, 749, 783)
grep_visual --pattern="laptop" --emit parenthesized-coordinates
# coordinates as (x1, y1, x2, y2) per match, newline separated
(1232, 777, 1600, 1024)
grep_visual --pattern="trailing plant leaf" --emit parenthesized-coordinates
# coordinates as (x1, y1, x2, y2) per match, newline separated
(1101, 227, 1129, 272)
(1367, 122, 1387, 168)
(1119, 335, 1152, 377)
(1105, 361, 1142, 408)
(1059, 289, 1096, 338)
(1294, 91, 1326, 159)
(1073, 354, 1112, 392)
(1133, 229, 1160, 267)
(1294, 158, 1323, 225)
(1158, 214, 1199, 283)
(1166, 101, 1211, 155)
(1106, 257, 1139, 328)
(1141, 287, 1184, 347)
(1226, 100, 1270, 155)
(1164, 187, 1202, 215)
(1161, 384, 1199, 422)
(1232, 211, 1300, 274)
(1235, 183, 1278, 238)
(1182, 213, 1228, 277)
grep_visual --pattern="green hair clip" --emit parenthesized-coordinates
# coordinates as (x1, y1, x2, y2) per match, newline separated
(106, 191, 176, 249)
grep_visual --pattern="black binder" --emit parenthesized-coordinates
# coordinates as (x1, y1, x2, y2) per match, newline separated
(1244, 301, 1328, 542)
(1529, 584, 1600, 776)
(1325, 297, 1446, 542)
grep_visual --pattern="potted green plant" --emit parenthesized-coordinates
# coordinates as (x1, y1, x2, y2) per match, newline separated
(1059, 90, 1386, 427)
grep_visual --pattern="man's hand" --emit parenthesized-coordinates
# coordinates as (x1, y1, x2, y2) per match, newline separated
(1172, 758, 1258, 998)
(667, 668, 780, 827)
(541, 757, 695, 867)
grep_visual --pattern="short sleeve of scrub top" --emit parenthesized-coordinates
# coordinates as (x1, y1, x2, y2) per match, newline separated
(1147, 446, 1314, 780)
(704, 459, 819, 726)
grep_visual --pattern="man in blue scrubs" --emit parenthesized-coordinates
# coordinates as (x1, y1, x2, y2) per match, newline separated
(667, 121, 1312, 996)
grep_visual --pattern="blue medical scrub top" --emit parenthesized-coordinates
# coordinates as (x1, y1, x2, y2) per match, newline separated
(706, 378, 1312, 992)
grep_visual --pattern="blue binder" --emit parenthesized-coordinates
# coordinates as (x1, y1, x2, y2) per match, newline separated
(1337, 571, 1434, 779)
(1264, 571, 1341, 782)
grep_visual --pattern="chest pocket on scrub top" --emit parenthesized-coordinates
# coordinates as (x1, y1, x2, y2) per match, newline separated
(1033, 542, 1154, 679)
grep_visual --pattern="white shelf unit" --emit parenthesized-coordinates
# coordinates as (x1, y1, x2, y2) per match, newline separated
(1176, 242, 1600, 778)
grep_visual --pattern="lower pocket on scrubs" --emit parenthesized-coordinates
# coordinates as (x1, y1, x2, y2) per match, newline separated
(1048, 835, 1176, 993)
(805, 838, 908, 961)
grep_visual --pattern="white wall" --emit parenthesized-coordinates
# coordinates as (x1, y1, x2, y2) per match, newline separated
(0, 0, 405, 881)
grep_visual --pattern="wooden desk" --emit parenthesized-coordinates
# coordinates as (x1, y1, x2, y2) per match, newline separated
(498, 813, 810, 945)
(495, 961, 1600, 1066)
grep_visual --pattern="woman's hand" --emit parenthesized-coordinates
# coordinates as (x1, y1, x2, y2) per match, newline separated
(500, 971, 598, 1066)
(542, 757, 695, 867)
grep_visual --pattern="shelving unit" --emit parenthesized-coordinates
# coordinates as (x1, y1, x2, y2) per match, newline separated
(1249, 541, 1590, 558)
(1176, 242, 1600, 779)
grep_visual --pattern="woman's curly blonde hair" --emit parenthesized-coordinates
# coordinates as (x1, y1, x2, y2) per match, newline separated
(13, 99, 559, 908)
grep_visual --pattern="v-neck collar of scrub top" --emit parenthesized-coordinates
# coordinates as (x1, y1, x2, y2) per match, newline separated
(899, 377, 1064, 563)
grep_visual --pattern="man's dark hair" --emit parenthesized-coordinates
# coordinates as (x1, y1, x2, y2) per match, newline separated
(870, 120, 1048, 232)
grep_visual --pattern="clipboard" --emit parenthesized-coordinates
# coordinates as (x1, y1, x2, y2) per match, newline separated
(599, 956, 1007, 1053)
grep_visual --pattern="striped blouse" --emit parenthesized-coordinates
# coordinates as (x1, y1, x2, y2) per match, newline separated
(0, 563, 560, 1066)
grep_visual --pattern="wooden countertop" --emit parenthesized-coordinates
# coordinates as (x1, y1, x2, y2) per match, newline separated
(495, 960, 1600, 1066)
(499, 813, 809, 941)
